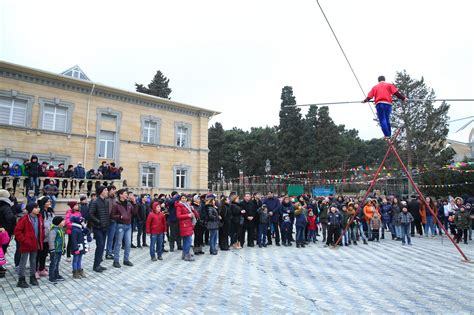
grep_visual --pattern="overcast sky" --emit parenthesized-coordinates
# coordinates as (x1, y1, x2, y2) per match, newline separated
(1, 0, 473, 142)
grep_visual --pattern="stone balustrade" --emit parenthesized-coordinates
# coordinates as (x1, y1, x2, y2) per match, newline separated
(0, 176, 153, 201)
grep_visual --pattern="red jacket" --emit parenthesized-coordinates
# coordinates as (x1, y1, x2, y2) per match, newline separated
(176, 201, 197, 237)
(46, 170, 57, 177)
(307, 215, 317, 231)
(65, 209, 81, 235)
(146, 211, 167, 235)
(14, 214, 44, 253)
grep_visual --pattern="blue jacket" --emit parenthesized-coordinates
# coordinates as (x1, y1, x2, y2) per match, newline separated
(9, 162, 22, 177)
(73, 166, 86, 179)
(380, 204, 392, 224)
(166, 194, 181, 222)
(281, 219, 292, 232)
(264, 197, 282, 223)
(70, 216, 91, 255)
(295, 212, 307, 228)
(327, 211, 343, 227)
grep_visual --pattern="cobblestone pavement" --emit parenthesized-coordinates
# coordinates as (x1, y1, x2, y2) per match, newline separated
(1, 235, 473, 314)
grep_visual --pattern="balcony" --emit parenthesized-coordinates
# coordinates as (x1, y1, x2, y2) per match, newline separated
(1, 176, 154, 213)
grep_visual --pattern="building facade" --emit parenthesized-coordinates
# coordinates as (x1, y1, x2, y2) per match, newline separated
(0, 61, 217, 194)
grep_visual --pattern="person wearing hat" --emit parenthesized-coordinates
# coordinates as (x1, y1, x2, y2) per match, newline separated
(281, 213, 292, 246)
(14, 202, 44, 288)
(166, 191, 183, 252)
(192, 194, 205, 255)
(454, 206, 470, 244)
(65, 200, 81, 262)
(256, 204, 270, 247)
(48, 216, 66, 283)
(26, 155, 41, 196)
(73, 162, 86, 192)
(0, 189, 16, 252)
(89, 185, 110, 272)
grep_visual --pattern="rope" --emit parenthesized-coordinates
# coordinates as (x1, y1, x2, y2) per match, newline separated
(315, 0, 378, 120)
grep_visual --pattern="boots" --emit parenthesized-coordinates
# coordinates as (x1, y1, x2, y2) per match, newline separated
(17, 276, 29, 288)
(73, 270, 81, 279)
(29, 275, 39, 286)
(79, 269, 86, 278)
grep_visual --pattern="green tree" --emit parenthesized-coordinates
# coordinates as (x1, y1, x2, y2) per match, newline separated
(392, 71, 451, 167)
(277, 86, 304, 173)
(135, 70, 172, 99)
(208, 122, 225, 181)
(302, 105, 319, 170)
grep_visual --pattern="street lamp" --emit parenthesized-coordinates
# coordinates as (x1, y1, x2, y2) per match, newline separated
(265, 159, 271, 175)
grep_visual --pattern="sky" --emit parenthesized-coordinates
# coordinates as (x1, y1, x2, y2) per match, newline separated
(1, 0, 473, 142)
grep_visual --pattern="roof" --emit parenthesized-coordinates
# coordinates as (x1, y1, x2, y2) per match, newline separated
(0, 60, 220, 116)
(61, 65, 91, 81)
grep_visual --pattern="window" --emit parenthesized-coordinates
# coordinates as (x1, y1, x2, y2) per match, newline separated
(38, 98, 74, 133)
(174, 122, 191, 148)
(0, 96, 27, 127)
(140, 116, 161, 144)
(173, 165, 191, 189)
(142, 167, 155, 187)
(142, 121, 157, 143)
(139, 162, 160, 188)
(99, 130, 115, 159)
(176, 127, 188, 147)
(101, 114, 116, 122)
(175, 169, 187, 189)
(42, 104, 68, 132)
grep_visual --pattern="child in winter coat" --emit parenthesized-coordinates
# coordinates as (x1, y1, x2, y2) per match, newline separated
(454, 206, 471, 244)
(48, 216, 66, 283)
(399, 206, 414, 246)
(65, 201, 81, 262)
(370, 213, 382, 242)
(70, 216, 91, 279)
(0, 226, 10, 278)
(14, 203, 44, 288)
(307, 210, 318, 243)
(294, 203, 307, 248)
(256, 204, 270, 247)
(281, 214, 292, 246)
(146, 202, 167, 261)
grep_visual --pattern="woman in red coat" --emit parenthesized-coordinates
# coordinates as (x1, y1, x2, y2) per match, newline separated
(14, 203, 44, 288)
(176, 194, 198, 261)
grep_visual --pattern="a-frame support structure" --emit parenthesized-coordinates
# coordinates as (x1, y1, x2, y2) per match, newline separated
(334, 128, 470, 262)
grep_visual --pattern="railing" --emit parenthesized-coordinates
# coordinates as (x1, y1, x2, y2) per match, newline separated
(1, 176, 154, 200)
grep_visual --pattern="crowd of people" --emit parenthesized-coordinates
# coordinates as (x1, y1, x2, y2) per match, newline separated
(0, 156, 124, 197)
(0, 186, 472, 288)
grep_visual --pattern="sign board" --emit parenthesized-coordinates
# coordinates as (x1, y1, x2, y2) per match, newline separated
(287, 185, 304, 196)
(312, 185, 336, 196)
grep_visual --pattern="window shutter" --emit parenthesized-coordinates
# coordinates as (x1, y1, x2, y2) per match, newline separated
(0, 97, 11, 125)
(55, 107, 68, 132)
(11, 100, 27, 126)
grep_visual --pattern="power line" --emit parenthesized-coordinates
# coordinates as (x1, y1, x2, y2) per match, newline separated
(315, 0, 377, 119)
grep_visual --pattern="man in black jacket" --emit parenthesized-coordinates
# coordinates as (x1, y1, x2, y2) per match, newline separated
(89, 185, 110, 272)
(26, 155, 41, 196)
(136, 194, 150, 248)
(408, 196, 422, 237)
(240, 193, 257, 247)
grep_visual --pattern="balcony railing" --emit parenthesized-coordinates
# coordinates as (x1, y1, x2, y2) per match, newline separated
(0, 176, 154, 200)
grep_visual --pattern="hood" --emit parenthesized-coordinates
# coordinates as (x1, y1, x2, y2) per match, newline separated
(1, 161, 9, 168)
(31, 155, 38, 163)
(70, 215, 82, 224)
(11, 162, 20, 168)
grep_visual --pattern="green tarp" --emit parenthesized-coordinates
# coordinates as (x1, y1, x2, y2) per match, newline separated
(287, 185, 304, 196)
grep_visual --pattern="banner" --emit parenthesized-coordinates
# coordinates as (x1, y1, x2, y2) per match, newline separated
(312, 185, 336, 196)
(287, 185, 304, 196)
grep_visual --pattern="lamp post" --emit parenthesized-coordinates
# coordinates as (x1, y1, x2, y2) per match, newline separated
(265, 159, 271, 193)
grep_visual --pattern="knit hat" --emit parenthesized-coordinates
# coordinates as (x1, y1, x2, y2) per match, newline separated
(96, 185, 107, 196)
(67, 201, 78, 209)
(193, 195, 200, 203)
(52, 216, 64, 226)
(205, 193, 216, 201)
(0, 189, 10, 199)
(26, 203, 38, 213)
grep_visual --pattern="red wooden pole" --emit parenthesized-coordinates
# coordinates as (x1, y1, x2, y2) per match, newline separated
(334, 128, 400, 247)
(389, 143, 470, 261)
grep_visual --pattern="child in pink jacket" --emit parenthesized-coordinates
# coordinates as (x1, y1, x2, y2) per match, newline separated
(0, 227, 11, 278)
